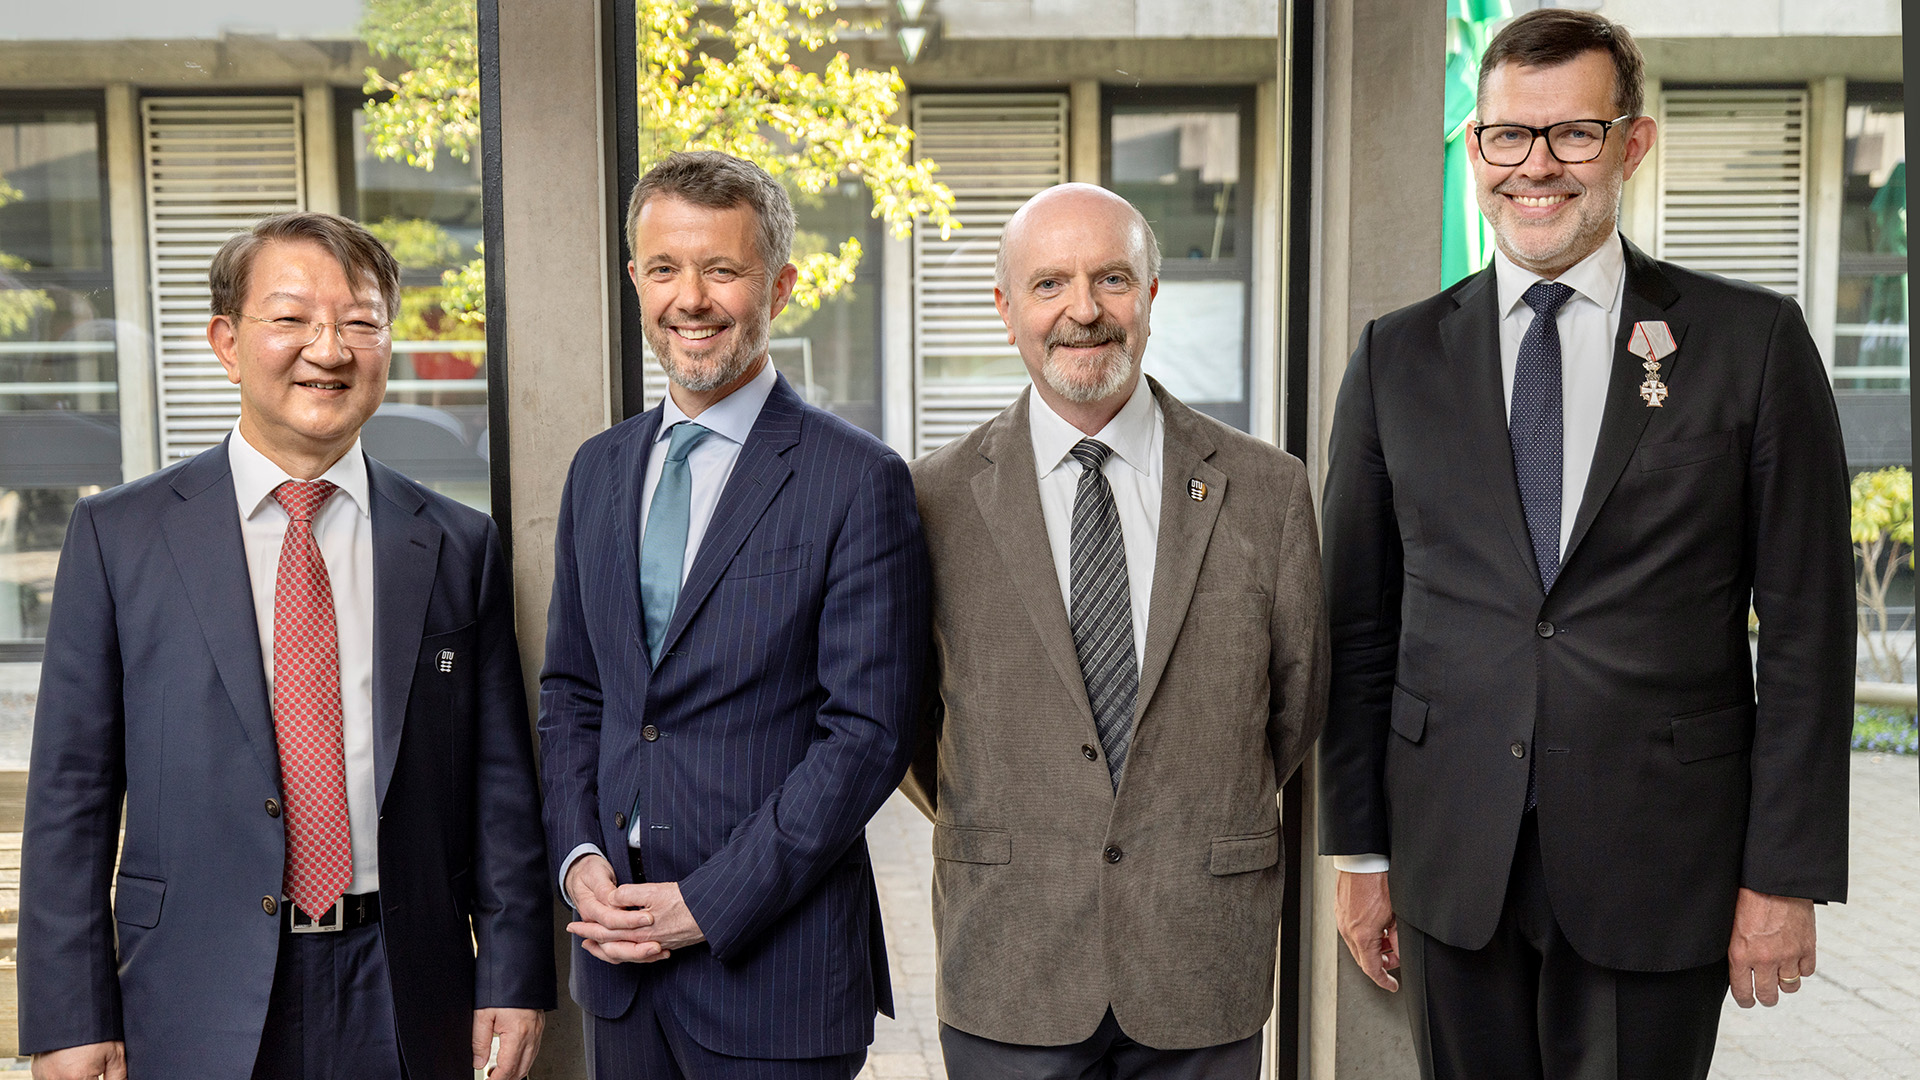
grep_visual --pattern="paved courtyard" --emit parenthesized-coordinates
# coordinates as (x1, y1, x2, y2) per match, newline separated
(858, 750, 1920, 1080)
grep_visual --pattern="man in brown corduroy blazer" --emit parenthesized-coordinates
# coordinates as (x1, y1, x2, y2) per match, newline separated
(902, 183, 1328, 1079)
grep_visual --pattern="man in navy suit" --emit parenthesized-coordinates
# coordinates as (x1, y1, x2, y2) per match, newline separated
(19, 212, 554, 1080)
(539, 151, 930, 1079)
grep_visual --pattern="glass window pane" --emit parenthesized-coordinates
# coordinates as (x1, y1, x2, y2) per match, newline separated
(0, 100, 116, 650)
(1110, 110, 1242, 264)
(775, 179, 885, 437)
(349, 99, 492, 512)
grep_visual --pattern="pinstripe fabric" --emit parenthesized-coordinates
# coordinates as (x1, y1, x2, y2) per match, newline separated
(586, 975, 866, 1080)
(540, 373, 931, 1062)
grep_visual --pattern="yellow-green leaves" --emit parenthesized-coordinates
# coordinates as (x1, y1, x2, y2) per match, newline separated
(359, 0, 957, 322)
(1852, 466, 1914, 684)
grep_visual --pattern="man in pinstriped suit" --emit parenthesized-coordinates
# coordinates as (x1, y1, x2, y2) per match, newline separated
(539, 151, 932, 1079)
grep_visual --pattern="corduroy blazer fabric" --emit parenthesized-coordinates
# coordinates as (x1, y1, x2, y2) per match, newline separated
(19, 440, 556, 1079)
(902, 379, 1329, 1050)
(1317, 238, 1856, 972)
(539, 373, 931, 1059)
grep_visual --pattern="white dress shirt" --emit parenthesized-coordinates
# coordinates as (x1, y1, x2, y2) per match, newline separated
(1332, 236, 1626, 877)
(1028, 376, 1164, 672)
(229, 423, 380, 894)
(561, 359, 778, 892)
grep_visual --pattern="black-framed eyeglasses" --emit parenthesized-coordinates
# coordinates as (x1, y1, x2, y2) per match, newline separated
(238, 313, 392, 350)
(1472, 115, 1632, 166)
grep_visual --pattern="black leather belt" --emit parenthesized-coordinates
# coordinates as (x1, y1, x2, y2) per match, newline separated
(286, 892, 380, 934)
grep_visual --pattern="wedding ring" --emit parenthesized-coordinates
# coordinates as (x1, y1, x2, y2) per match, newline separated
(1779, 973, 1801, 983)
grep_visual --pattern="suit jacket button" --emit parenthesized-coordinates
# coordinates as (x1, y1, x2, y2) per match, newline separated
(262, 896, 278, 916)
(642, 725, 660, 742)
(1536, 621, 1556, 638)
(1082, 744, 1099, 761)
(1104, 845, 1123, 864)
(615, 812, 628, 829)
(1511, 741, 1526, 758)
(265, 798, 281, 818)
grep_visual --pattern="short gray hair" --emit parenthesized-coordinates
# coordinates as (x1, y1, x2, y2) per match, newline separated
(626, 151, 796, 271)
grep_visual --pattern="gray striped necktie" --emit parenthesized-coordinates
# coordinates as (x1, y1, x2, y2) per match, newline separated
(1067, 438, 1138, 788)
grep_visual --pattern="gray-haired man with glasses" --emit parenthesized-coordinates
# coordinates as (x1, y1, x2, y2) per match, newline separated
(20, 211, 555, 1080)
(1320, 9, 1853, 1079)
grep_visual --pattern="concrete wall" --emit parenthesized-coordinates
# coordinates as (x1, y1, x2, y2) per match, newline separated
(1303, 0, 1445, 1070)
(1594, 0, 1900, 38)
(938, 0, 1279, 39)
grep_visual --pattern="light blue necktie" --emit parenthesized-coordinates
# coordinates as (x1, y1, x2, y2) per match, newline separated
(640, 421, 713, 665)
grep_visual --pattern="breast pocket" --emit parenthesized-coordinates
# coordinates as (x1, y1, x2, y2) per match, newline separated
(1638, 430, 1736, 472)
(727, 543, 811, 579)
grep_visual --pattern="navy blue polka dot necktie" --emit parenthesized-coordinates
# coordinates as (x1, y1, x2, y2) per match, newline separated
(1513, 281, 1575, 594)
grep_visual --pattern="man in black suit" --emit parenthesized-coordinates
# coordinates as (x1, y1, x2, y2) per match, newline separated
(1318, 10, 1855, 1079)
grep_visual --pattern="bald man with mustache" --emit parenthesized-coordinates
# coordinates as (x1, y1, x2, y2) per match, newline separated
(902, 184, 1329, 1079)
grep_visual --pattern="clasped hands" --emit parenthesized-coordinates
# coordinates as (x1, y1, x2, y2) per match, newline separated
(564, 853, 706, 964)
(1333, 872, 1818, 1009)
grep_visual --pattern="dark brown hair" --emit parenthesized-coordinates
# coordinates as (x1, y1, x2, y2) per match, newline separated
(625, 151, 796, 271)
(208, 211, 402, 320)
(1478, 9, 1645, 120)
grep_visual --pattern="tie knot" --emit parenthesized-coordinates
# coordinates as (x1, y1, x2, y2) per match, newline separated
(664, 422, 713, 464)
(1523, 281, 1575, 317)
(1069, 438, 1113, 474)
(273, 479, 337, 523)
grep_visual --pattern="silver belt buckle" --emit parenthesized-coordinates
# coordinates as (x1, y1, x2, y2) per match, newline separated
(287, 898, 344, 933)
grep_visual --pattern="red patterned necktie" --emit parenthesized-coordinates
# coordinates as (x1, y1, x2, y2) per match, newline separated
(271, 479, 352, 919)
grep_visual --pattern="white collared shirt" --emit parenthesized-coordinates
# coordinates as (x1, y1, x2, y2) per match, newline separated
(1494, 234, 1626, 555)
(229, 423, 379, 893)
(636, 358, 779, 585)
(561, 359, 778, 888)
(1028, 376, 1164, 672)
(1333, 236, 1628, 878)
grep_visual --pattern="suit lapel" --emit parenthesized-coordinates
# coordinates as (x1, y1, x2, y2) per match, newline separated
(1135, 381, 1225, 719)
(1439, 266, 1539, 581)
(614, 410, 663, 676)
(968, 390, 1096, 725)
(656, 375, 802, 662)
(163, 441, 279, 785)
(368, 458, 442, 809)
(1562, 239, 1686, 567)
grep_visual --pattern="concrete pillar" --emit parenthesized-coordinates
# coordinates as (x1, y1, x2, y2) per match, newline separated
(1070, 80, 1102, 184)
(1303, 0, 1443, 1074)
(302, 83, 341, 215)
(1619, 76, 1661, 252)
(492, 0, 622, 1072)
(1806, 75, 1848, 372)
(1251, 77, 1282, 446)
(105, 82, 158, 482)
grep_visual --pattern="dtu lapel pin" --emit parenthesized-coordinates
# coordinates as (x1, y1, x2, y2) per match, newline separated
(1628, 320, 1677, 407)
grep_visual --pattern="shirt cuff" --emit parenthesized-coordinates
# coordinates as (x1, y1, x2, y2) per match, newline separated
(1333, 853, 1390, 874)
(558, 843, 608, 908)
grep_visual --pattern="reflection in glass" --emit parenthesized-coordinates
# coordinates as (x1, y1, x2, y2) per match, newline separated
(1111, 111, 1240, 264)
(350, 101, 492, 511)
(0, 101, 118, 650)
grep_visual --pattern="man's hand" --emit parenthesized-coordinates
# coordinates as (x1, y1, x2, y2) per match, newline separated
(472, 1007, 544, 1079)
(563, 855, 706, 964)
(31, 1042, 126, 1080)
(1336, 870, 1401, 992)
(1728, 886, 1816, 1008)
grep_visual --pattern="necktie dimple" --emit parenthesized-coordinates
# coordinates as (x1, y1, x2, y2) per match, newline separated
(1067, 438, 1139, 789)
(1513, 281, 1575, 594)
(640, 421, 714, 665)
(271, 478, 352, 919)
